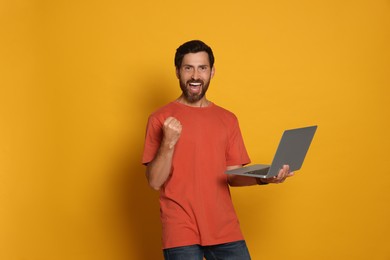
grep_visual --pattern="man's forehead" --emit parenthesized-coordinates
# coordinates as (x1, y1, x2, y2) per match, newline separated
(182, 52, 210, 66)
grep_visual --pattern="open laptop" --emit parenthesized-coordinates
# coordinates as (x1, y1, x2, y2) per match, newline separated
(226, 125, 317, 178)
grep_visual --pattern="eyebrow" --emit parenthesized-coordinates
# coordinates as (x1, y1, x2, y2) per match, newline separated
(182, 64, 209, 67)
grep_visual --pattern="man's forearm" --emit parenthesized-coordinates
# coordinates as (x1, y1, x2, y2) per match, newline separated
(146, 141, 175, 190)
(226, 165, 258, 186)
(227, 174, 258, 186)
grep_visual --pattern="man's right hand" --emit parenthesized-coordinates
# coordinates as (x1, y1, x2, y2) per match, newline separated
(163, 117, 182, 149)
(146, 116, 182, 190)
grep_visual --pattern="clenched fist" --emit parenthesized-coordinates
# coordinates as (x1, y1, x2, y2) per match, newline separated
(163, 117, 182, 149)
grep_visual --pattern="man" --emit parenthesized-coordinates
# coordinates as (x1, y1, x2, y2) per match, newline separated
(142, 40, 293, 260)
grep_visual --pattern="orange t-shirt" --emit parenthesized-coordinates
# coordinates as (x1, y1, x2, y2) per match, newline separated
(142, 101, 251, 249)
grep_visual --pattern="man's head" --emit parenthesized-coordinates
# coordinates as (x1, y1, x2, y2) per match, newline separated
(174, 40, 215, 69)
(174, 40, 215, 105)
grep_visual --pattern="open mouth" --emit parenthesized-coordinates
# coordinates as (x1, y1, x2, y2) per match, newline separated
(188, 82, 202, 94)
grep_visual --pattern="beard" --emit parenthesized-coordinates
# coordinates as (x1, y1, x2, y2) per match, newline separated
(179, 77, 211, 103)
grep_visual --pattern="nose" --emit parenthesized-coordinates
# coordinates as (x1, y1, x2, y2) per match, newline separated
(191, 69, 200, 80)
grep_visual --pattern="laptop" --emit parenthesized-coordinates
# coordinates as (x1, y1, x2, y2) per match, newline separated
(226, 125, 317, 178)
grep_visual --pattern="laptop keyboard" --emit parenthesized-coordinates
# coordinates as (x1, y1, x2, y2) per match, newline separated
(244, 168, 269, 176)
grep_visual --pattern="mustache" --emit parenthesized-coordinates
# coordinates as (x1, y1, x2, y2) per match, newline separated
(187, 80, 204, 84)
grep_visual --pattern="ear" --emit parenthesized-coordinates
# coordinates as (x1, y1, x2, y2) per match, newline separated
(211, 66, 216, 78)
(175, 68, 180, 79)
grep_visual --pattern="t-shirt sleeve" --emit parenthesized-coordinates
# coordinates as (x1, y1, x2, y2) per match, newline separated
(226, 116, 251, 166)
(142, 116, 163, 165)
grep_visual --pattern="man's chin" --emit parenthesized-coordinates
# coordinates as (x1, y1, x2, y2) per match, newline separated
(185, 94, 203, 103)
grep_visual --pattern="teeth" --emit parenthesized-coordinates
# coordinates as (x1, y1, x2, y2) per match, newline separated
(189, 82, 201, 86)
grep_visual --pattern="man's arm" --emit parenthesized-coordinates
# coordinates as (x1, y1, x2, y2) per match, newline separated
(227, 165, 258, 186)
(146, 117, 182, 190)
(227, 165, 294, 187)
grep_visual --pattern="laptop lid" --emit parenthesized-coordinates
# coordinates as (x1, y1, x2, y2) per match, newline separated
(266, 125, 317, 177)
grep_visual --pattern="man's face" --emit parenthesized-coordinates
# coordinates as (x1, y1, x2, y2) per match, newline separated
(176, 51, 215, 103)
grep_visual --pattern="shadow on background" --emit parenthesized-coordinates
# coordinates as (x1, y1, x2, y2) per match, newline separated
(110, 74, 175, 259)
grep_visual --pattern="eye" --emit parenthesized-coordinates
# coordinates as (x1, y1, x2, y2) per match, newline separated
(183, 66, 193, 72)
(199, 66, 208, 72)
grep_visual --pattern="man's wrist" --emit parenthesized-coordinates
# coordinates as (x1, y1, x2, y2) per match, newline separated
(256, 178, 269, 185)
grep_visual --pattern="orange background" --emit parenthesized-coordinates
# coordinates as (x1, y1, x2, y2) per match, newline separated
(1, 0, 389, 259)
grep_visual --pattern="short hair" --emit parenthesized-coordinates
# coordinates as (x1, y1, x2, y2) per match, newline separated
(174, 40, 215, 69)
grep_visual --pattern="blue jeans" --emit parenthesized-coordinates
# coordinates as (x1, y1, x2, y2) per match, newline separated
(163, 240, 251, 260)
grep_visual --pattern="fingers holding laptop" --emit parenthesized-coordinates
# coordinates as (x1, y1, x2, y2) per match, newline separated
(265, 165, 294, 184)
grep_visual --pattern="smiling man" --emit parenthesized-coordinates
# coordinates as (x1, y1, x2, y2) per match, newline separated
(177, 51, 213, 105)
(142, 40, 293, 260)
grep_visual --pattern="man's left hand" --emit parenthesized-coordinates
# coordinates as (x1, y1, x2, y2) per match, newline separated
(264, 165, 294, 184)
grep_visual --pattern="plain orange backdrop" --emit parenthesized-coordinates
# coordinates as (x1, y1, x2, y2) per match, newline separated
(0, 0, 389, 259)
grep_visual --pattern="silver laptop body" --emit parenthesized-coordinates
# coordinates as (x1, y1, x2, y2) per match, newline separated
(225, 125, 317, 179)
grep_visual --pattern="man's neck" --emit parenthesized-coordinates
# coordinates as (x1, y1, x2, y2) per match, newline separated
(176, 95, 210, 108)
